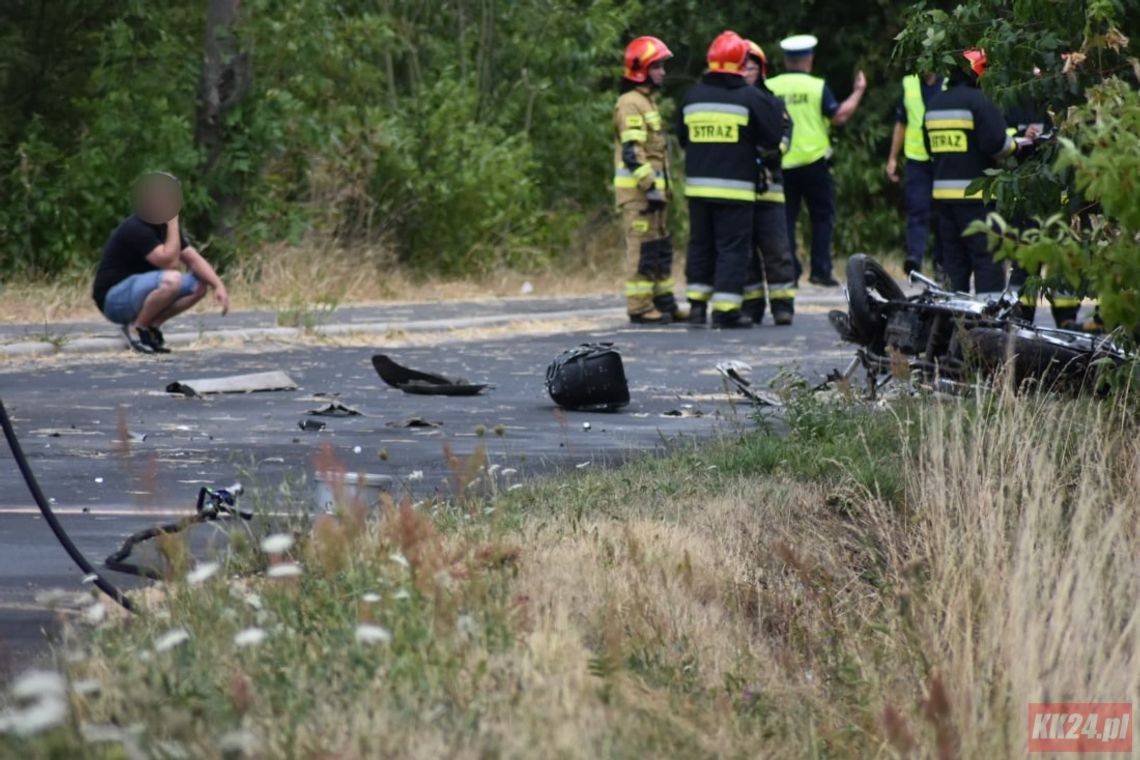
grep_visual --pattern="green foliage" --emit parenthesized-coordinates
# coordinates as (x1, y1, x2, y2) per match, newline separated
(897, 0, 1140, 333)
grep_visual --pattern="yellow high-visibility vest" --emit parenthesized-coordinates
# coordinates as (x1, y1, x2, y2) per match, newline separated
(902, 74, 945, 162)
(767, 73, 829, 169)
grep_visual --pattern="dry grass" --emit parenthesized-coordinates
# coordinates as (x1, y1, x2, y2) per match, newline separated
(0, 242, 626, 325)
(3, 385, 1137, 758)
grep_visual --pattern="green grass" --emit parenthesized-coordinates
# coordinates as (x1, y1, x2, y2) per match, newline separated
(2, 389, 1138, 759)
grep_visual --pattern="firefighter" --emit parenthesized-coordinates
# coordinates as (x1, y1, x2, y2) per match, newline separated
(923, 49, 1021, 298)
(678, 30, 784, 328)
(1002, 101, 1084, 327)
(741, 40, 797, 325)
(766, 34, 867, 287)
(613, 35, 683, 324)
(886, 70, 945, 275)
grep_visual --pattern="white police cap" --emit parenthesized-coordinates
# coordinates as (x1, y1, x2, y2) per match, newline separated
(779, 34, 818, 56)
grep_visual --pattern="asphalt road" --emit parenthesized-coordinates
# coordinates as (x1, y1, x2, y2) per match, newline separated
(0, 313, 851, 678)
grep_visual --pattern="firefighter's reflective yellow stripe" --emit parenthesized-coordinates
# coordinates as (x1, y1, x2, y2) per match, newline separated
(932, 179, 983, 200)
(683, 103, 750, 125)
(624, 114, 644, 127)
(614, 167, 666, 190)
(653, 278, 674, 295)
(924, 109, 974, 130)
(631, 219, 650, 233)
(625, 280, 654, 296)
(743, 283, 765, 301)
(644, 111, 662, 130)
(757, 183, 785, 203)
(928, 130, 968, 153)
(1050, 295, 1082, 307)
(711, 292, 744, 311)
(687, 284, 713, 302)
(684, 177, 756, 202)
(621, 128, 648, 143)
(768, 282, 797, 300)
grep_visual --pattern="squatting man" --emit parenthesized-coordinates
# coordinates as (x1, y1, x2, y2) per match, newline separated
(91, 172, 230, 353)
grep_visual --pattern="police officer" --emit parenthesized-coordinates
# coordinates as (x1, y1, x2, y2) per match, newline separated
(613, 35, 683, 324)
(767, 34, 866, 287)
(742, 40, 797, 325)
(886, 70, 945, 275)
(679, 30, 784, 328)
(923, 49, 1018, 298)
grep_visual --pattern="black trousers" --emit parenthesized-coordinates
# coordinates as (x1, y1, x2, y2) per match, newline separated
(783, 158, 836, 280)
(685, 198, 752, 311)
(934, 201, 1004, 295)
(745, 202, 797, 301)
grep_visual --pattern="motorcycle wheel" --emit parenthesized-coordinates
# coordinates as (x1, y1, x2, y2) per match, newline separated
(845, 254, 905, 346)
(963, 326, 1105, 393)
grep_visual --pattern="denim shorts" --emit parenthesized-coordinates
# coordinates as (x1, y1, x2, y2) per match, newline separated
(102, 271, 200, 325)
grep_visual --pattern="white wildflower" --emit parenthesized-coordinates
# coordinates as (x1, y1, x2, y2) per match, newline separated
(361, 593, 382, 603)
(267, 562, 302, 578)
(259, 533, 294, 554)
(83, 602, 107, 625)
(487, 464, 500, 475)
(186, 562, 219, 585)
(354, 624, 392, 645)
(507, 484, 523, 491)
(393, 588, 411, 601)
(389, 552, 409, 569)
(81, 574, 98, 584)
(154, 628, 190, 652)
(72, 679, 101, 697)
(501, 468, 518, 476)
(11, 671, 66, 701)
(456, 614, 478, 640)
(233, 628, 267, 648)
(575, 461, 590, 469)
(407, 470, 424, 481)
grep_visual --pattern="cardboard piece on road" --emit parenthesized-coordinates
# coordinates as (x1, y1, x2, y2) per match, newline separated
(167, 371, 298, 397)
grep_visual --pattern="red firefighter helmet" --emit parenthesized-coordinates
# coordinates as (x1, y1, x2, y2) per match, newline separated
(623, 36, 673, 83)
(707, 30, 748, 75)
(745, 39, 768, 80)
(963, 48, 988, 77)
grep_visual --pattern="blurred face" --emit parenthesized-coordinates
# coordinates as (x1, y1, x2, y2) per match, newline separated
(648, 61, 666, 86)
(743, 59, 761, 86)
(133, 173, 182, 224)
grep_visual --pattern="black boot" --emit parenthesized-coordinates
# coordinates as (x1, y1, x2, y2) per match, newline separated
(687, 301, 708, 327)
(769, 298, 794, 326)
(742, 298, 766, 326)
(711, 309, 753, 329)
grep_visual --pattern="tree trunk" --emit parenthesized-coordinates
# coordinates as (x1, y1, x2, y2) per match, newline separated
(195, 0, 251, 243)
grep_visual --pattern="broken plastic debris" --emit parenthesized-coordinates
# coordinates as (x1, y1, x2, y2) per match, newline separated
(298, 419, 326, 432)
(716, 361, 783, 407)
(305, 402, 361, 418)
(662, 408, 704, 418)
(371, 355, 489, 396)
(386, 417, 443, 429)
(166, 371, 298, 398)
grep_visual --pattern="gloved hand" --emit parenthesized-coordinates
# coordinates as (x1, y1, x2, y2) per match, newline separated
(646, 188, 666, 213)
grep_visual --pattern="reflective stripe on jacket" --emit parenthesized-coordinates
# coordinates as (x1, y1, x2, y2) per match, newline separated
(676, 72, 783, 204)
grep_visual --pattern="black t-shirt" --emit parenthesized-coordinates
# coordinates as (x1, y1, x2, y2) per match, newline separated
(92, 216, 187, 309)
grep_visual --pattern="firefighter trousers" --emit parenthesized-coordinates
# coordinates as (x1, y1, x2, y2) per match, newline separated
(684, 198, 752, 314)
(744, 201, 798, 320)
(621, 201, 677, 316)
(935, 201, 1004, 297)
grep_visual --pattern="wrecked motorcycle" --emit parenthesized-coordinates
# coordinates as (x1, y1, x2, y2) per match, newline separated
(829, 254, 1131, 394)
